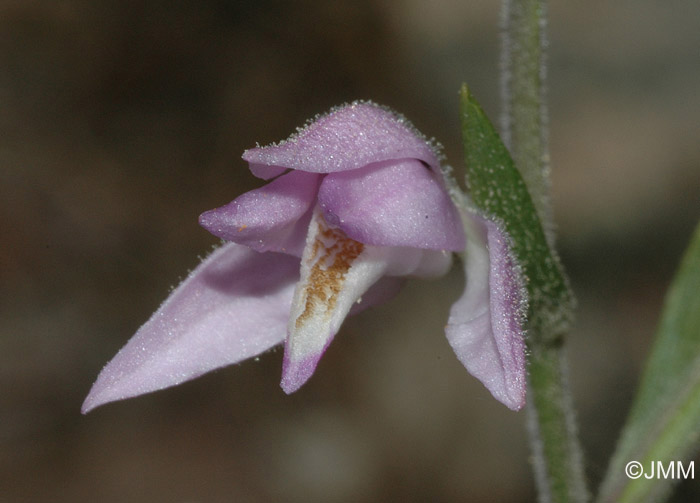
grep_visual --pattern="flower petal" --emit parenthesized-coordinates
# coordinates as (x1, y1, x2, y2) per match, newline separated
(281, 209, 442, 393)
(280, 211, 381, 393)
(318, 159, 465, 251)
(199, 170, 321, 257)
(82, 244, 299, 413)
(445, 213, 527, 410)
(243, 102, 440, 175)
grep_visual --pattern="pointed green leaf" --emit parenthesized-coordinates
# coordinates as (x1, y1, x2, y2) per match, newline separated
(459, 84, 573, 342)
(598, 220, 700, 503)
(460, 85, 585, 503)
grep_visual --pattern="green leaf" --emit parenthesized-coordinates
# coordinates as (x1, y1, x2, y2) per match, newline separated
(459, 84, 573, 342)
(460, 85, 586, 503)
(598, 220, 700, 503)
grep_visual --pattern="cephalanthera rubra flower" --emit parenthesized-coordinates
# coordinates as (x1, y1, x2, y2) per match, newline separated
(83, 102, 527, 413)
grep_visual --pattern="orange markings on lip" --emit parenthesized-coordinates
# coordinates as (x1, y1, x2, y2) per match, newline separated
(295, 217, 364, 329)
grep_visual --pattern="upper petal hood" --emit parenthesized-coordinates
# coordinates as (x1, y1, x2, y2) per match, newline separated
(445, 213, 527, 411)
(82, 244, 299, 413)
(243, 102, 440, 178)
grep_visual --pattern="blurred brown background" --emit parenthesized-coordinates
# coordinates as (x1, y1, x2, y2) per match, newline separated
(1, 0, 699, 501)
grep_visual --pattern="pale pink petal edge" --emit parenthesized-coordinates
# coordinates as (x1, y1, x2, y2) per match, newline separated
(445, 214, 527, 410)
(82, 244, 298, 413)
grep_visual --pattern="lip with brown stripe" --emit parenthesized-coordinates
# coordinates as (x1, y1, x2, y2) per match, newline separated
(294, 216, 365, 330)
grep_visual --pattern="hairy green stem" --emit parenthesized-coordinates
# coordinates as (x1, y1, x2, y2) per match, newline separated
(501, 0, 552, 238)
(527, 345, 588, 503)
(501, 0, 588, 501)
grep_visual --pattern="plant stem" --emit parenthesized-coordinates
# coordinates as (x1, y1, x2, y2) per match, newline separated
(527, 345, 588, 502)
(501, 0, 552, 238)
(501, 0, 588, 501)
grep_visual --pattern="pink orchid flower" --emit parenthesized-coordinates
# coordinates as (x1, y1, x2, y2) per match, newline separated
(82, 102, 526, 413)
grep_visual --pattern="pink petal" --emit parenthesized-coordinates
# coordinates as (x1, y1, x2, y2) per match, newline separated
(199, 170, 321, 257)
(242, 102, 440, 176)
(280, 210, 452, 393)
(280, 276, 407, 390)
(317, 159, 465, 251)
(279, 211, 389, 394)
(445, 214, 527, 410)
(82, 244, 299, 413)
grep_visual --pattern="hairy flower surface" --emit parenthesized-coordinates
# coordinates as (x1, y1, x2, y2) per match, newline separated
(83, 102, 526, 413)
